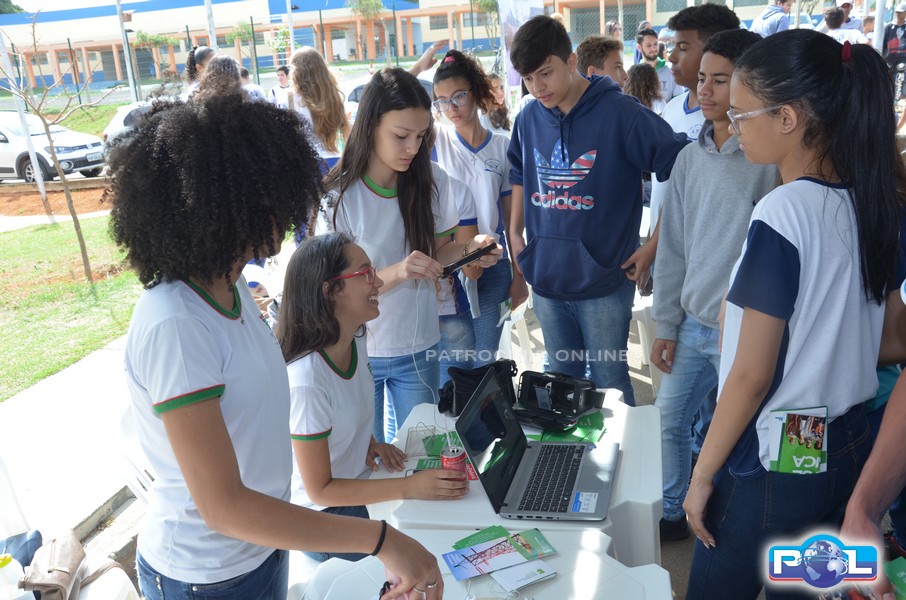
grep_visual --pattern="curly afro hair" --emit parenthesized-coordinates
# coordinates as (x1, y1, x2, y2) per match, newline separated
(106, 94, 323, 287)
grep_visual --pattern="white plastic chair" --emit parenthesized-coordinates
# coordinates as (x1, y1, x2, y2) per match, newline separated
(242, 263, 282, 297)
(118, 407, 157, 505)
(631, 291, 661, 397)
(497, 288, 534, 370)
(0, 455, 29, 540)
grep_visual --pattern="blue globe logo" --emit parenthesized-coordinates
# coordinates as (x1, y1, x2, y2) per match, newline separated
(801, 540, 849, 587)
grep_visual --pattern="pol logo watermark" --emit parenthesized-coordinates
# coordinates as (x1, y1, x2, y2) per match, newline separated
(768, 534, 877, 589)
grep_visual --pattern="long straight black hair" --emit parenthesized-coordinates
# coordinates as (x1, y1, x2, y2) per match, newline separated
(323, 68, 437, 257)
(735, 29, 904, 304)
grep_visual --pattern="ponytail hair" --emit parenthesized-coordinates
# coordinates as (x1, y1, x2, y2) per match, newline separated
(185, 45, 215, 82)
(735, 29, 903, 303)
(434, 50, 495, 113)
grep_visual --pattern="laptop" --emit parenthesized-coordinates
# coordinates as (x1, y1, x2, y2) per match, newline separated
(454, 369, 620, 521)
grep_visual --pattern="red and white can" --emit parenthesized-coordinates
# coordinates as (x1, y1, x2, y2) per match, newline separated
(441, 445, 466, 472)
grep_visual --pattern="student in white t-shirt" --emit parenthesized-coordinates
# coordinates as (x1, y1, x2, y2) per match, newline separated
(683, 30, 902, 598)
(111, 95, 444, 599)
(269, 65, 292, 108)
(182, 45, 214, 98)
(288, 47, 350, 174)
(277, 232, 468, 563)
(318, 68, 501, 443)
(431, 50, 519, 370)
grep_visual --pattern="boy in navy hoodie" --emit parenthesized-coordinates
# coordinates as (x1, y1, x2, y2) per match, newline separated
(506, 15, 688, 405)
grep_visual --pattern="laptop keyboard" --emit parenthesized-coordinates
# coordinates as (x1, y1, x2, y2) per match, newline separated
(518, 444, 584, 513)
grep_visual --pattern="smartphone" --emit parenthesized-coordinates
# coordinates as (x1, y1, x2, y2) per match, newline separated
(441, 243, 496, 278)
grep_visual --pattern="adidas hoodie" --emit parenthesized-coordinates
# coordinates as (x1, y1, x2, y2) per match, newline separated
(507, 75, 688, 301)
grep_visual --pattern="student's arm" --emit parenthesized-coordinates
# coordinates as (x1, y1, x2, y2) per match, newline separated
(376, 251, 444, 295)
(879, 288, 906, 364)
(507, 184, 526, 272)
(684, 308, 786, 547)
(453, 224, 483, 280)
(622, 218, 659, 289)
(842, 371, 906, 597)
(409, 39, 448, 76)
(502, 191, 529, 310)
(161, 399, 443, 598)
(292, 437, 468, 506)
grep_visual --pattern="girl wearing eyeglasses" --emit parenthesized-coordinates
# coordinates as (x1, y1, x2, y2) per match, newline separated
(682, 30, 904, 598)
(431, 51, 525, 381)
(276, 232, 469, 563)
(318, 67, 501, 443)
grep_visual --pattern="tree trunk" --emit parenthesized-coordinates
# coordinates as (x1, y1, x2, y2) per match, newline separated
(42, 123, 94, 288)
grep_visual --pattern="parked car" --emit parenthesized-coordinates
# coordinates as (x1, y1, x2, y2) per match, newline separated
(0, 111, 105, 182)
(341, 71, 435, 124)
(103, 100, 155, 144)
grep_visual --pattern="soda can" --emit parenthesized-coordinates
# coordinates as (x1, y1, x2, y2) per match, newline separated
(441, 445, 466, 472)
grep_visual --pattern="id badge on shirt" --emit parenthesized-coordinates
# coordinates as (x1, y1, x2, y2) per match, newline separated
(768, 406, 828, 474)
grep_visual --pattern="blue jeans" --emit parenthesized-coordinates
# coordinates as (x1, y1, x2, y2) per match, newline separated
(686, 405, 871, 600)
(531, 279, 636, 406)
(438, 312, 475, 388)
(473, 259, 512, 360)
(303, 505, 370, 563)
(371, 345, 440, 442)
(137, 549, 288, 600)
(656, 316, 720, 521)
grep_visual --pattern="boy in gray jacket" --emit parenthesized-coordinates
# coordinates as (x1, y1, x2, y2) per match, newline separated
(651, 29, 778, 541)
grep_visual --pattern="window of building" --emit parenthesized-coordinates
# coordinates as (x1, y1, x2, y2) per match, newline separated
(429, 15, 448, 30)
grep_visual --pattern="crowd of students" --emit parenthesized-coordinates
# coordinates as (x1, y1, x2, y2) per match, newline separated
(107, 5, 906, 599)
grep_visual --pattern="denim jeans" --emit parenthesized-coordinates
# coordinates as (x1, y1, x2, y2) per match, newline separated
(531, 279, 636, 406)
(473, 259, 512, 360)
(371, 345, 439, 442)
(438, 312, 476, 388)
(137, 549, 288, 600)
(302, 505, 370, 563)
(686, 405, 871, 600)
(656, 316, 720, 521)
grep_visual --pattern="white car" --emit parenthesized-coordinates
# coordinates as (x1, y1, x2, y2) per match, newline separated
(341, 71, 435, 124)
(103, 101, 153, 144)
(0, 111, 104, 182)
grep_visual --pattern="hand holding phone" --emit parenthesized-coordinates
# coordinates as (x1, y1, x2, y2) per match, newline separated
(441, 243, 496, 278)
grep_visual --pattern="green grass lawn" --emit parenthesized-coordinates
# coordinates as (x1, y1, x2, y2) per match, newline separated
(0, 215, 142, 401)
(44, 103, 126, 138)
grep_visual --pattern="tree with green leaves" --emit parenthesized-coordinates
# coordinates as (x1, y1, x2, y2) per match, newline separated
(269, 26, 291, 63)
(0, 0, 24, 14)
(347, 0, 384, 60)
(475, 0, 500, 50)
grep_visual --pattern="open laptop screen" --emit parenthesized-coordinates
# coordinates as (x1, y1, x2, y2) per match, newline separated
(456, 370, 527, 512)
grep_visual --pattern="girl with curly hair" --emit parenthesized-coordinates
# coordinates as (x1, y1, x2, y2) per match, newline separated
(431, 50, 522, 381)
(276, 232, 468, 563)
(109, 94, 444, 600)
(319, 67, 500, 443)
(625, 62, 665, 114)
(482, 72, 511, 135)
(193, 55, 243, 101)
(289, 46, 350, 170)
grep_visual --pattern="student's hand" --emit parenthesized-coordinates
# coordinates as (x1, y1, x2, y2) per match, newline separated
(468, 235, 503, 268)
(650, 338, 676, 374)
(378, 528, 445, 600)
(841, 509, 893, 598)
(405, 469, 469, 500)
(621, 241, 656, 290)
(399, 250, 443, 280)
(684, 471, 716, 549)
(508, 235, 526, 275)
(461, 262, 484, 281)
(410, 39, 449, 76)
(509, 271, 529, 311)
(367, 439, 407, 472)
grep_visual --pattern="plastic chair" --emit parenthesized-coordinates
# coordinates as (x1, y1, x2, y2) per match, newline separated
(118, 407, 157, 505)
(631, 291, 660, 397)
(497, 289, 534, 370)
(0, 455, 29, 540)
(242, 263, 282, 297)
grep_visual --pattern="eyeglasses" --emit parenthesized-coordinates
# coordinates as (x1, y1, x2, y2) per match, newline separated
(727, 105, 783, 135)
(329, 265, 376, 285)
(432, 90, 471, 113)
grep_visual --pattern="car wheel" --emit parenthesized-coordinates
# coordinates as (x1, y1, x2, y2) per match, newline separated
(22, 158, 53, 183)
(82, 168, 103, 178)
(21, 158, 53, 183)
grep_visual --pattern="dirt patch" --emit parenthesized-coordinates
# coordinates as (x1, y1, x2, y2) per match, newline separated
(0, 187, 107, 217)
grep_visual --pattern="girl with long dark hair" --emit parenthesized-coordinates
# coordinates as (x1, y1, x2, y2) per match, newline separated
(319, 68, 500, 442)
(275, 232, 468, 563)
(431, 50, 523, 379)
(683, 30, 903, 598)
